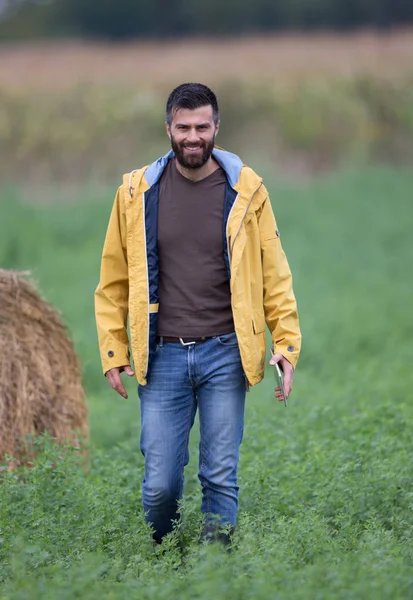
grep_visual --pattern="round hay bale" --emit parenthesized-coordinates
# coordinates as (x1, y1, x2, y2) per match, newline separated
(0, 269, 88, 465)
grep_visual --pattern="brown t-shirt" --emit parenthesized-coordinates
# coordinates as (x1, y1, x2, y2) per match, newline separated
(157, 159, 234, 337)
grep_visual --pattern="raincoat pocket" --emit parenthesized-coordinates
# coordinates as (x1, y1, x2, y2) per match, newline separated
(252, 310, 266, 334)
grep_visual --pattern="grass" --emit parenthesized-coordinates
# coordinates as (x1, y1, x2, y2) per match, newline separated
(0, 166, 413, 598)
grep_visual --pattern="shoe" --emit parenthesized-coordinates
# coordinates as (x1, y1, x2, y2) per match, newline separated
(200, 523, 234, 550)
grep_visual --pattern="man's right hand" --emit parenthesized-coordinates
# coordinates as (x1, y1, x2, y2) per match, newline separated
(105, 365, 135, 398)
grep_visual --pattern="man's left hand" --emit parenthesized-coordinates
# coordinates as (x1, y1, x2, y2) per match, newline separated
(269, 353, 294, 401)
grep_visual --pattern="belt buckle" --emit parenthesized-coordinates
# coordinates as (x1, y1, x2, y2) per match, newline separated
(179, 337, 196, 347)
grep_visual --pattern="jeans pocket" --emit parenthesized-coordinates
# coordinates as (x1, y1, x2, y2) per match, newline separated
(216, 332, 239, 347)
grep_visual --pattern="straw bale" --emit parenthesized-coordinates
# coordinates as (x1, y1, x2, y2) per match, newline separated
(0, 269, 88, 465)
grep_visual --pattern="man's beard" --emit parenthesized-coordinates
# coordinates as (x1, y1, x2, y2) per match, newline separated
(171, 135, 215, 170)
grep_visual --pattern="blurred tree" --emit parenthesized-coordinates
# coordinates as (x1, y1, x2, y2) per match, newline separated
(60, 0, 154, 39)
(1, 0, 413, 40)
(0, 0, 46, 20)
(0, 0, 59, 40)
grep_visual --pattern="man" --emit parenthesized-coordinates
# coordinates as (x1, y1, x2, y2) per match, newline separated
(95, 83, 301, 546)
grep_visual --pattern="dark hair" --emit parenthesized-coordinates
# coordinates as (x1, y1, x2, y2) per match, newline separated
(166, 83, 220, 126)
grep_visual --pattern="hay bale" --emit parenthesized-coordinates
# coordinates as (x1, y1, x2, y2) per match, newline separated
(0, 269, 88, 464)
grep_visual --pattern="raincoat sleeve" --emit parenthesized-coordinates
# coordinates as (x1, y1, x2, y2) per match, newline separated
(258, 193, 301, 369)
(94, 186, 130, 375)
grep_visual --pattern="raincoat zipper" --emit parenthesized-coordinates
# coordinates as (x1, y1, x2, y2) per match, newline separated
(142, 191, 150, 379)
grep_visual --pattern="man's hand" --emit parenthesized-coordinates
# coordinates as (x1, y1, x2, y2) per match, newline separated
(269, 353, 294, 402)
(105, 365, 135, 398)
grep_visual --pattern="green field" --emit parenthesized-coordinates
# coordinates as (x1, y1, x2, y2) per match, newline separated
(1, 166, 413, 598)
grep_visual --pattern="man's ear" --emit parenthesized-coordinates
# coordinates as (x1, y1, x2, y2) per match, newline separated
(215, 121, 220, 137)
(165, 122, 171, 139)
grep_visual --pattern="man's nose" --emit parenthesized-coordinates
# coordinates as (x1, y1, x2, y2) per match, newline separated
(186, 129, 200, 143)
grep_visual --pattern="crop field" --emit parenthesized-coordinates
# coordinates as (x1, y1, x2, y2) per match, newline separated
(1, 30, 413, 183)
(1, 30, 413, 91)
(0, 165, 412, 598)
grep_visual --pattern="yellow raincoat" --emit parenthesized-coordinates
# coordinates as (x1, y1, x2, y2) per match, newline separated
(95, 149, 301, 386)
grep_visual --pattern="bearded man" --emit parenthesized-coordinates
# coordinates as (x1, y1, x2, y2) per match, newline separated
(95, 82, 301, 546)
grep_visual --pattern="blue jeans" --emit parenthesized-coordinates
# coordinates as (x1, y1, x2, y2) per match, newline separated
(138, 332, 246, 542)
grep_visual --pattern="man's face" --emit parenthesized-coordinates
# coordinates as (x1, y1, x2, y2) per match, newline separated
(166, 105, 219, 170)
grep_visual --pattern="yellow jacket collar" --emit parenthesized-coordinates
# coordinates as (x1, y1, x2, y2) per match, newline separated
(126, 148, 262, 201)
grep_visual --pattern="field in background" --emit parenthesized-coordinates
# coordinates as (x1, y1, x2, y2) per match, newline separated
(0, 168, 412, 597)
(1, 30, 413, 90)
(1, 30, 413, 183)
